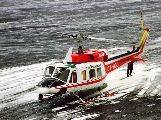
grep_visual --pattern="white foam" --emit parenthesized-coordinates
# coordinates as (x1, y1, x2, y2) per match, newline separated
(52, 106, 68, 111)
(104, 63, 161, 98)
(71, 114, 99, 120)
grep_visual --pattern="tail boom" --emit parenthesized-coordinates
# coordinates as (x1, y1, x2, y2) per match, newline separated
(104, 28, 149, 74)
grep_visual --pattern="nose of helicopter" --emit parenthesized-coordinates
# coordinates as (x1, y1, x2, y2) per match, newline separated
(38, 87, 50, 94)
(38, 87, 60, 94)
(37, 77, 65, 94)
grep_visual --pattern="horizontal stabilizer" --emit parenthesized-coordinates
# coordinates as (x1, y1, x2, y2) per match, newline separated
(128, 58, 148, 62)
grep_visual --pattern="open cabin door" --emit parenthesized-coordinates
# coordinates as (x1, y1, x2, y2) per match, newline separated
(69, 70, 77, 83)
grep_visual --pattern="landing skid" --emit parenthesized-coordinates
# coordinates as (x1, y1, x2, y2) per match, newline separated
(38, 88, 67, 100)
(79, 91, 115, 105)
(38, 83, 107, 103)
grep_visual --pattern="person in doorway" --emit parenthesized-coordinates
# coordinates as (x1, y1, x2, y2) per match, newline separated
(78, 46, 83, 54)
(127, 61, 134, 77)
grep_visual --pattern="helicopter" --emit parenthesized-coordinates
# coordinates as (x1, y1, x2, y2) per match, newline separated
(36, 11, 149, 101)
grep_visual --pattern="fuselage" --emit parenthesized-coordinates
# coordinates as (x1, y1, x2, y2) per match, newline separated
(37, 61, 107, 96)
(37, 28, 149, 99)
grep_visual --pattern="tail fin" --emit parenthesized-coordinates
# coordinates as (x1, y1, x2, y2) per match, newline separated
(136, 28, 149, 52)
(136, 11, 149, 52)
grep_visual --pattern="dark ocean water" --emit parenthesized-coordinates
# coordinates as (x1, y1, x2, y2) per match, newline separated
(0, 0, 161, 120)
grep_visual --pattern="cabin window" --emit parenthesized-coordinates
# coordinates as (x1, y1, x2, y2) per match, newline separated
(44, 66, 55, 77)
(53, 67, 69, 82)
(89, 69, 96, 79)
(69, 71, 77, 83)
(82, 70, 86, 80)
(97, 68, 102, 78)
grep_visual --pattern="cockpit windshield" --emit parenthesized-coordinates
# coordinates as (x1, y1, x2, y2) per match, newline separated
(44, 66, 55, 77)
(53, 67, 70, 82)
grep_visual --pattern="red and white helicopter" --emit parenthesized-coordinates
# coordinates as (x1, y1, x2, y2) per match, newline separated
(37, 11, 149, 100)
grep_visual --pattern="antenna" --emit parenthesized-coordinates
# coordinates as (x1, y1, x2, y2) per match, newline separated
(141, 10, 144, 37)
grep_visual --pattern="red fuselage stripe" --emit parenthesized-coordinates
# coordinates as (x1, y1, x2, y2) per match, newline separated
(55, 76, 106, 89)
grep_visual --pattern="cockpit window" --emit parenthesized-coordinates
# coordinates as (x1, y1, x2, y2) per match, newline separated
(53, 67, 70, 82)
(44, 66, 55, 77)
